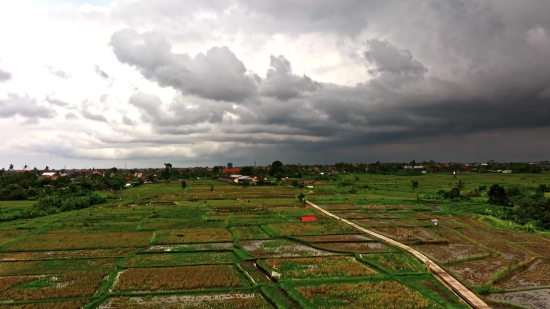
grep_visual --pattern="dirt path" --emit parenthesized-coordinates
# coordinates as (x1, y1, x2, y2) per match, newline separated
(306, 201, 491, 309)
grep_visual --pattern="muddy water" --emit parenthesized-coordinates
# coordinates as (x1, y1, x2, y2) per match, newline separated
(295, 234, 372, 242)
(498, 259, 550, 289)
(413, 243, 489, 262)
(239, 240, 338, 258)
(488, 289, 550, 309)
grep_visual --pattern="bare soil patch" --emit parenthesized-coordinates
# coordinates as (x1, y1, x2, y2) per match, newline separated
(487, 289, 550, 309)
(238, 240, 338, 258)
(497, 259, 550, 289)
(413, 244, 489, 262)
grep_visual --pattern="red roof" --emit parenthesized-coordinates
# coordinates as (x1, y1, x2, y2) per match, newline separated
(301, 216, 317, 222)
(221, 167, 241, 173)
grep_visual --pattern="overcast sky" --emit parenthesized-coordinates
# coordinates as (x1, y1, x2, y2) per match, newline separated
(1, 0, 550, 169)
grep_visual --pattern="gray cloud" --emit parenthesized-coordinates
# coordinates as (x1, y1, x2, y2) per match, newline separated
(0, 67, 12, 82)
(65, 112, 78, 120)
(0, 94, 56, 119)
(364, 39, 427, 79)
(45, 66, 70, 79)
(111, 29, 260, 103)
(260, 55, 321, 100)
(46, 96, 70, 107)
(81, 110, 107, 122)
(122, 115, 135, 125)
(94, 65, 109, 79)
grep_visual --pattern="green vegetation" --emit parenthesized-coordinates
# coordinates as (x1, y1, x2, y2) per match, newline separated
(0, 168, 548, 309)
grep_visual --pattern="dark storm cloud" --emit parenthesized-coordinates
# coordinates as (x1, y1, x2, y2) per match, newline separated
(0, 94, 56, 119)
(260, 55, 321, 100)
(45, 66, 70, 79)
(0, 67, 12, 82)
(110, 29, 260, 103)
(81, 110, 107, 122)
(103, 0, 550, 163)
(94, 65, 109, 79)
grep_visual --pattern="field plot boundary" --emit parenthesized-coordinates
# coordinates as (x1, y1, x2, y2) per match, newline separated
(306, 200, 491, 309)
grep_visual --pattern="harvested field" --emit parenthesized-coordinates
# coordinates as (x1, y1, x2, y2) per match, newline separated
(314, 242, 393, 253)
(331, 212, 377, 219)
(319, 204, 361, 210)
(294, 281, 441, 308)
(360, 253, 420, 272)
(98, 293, 273, 309)
(0, 300, 89, 309)
(232, 226, 270, 240)
(209, 206, 267, 213)
(413, 244, 489, 262)
(371, 227, 442, 243)
(354, 218, 393, 227)
(0, 248, 137, 261)
(123, 251, 238, 267)
(449, 256, 517, 285)
(1, 232, 152, 251)
(0, 258, 117, 275)
(263, 256, 377, 279)
(239, 240, 338, 258)
(144, 242, 233, 252)
(114, 265, 247, 292)
(487, 289, 550, 309)
(515, 241, 550, 257)
(295, 234, 372, 242)
(265, 221, 355, 236)
(157, 228, 233, 243)
(430, 228, 470, 243)
(0, 271, 107, 300)
(497, 258, 550, 289)
(385, 218, 423, 227)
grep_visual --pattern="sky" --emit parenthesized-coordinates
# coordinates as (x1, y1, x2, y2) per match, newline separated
(1, 0, 550, 169)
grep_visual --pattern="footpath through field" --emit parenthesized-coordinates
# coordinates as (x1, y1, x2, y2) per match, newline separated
(306, 201, 491, 309)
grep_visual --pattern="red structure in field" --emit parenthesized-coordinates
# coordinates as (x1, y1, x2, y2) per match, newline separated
(301, 216, 317, 222)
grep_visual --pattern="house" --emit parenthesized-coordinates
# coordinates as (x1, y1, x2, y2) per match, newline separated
(42, 172, 57, 178)
(502, 170, 512, 174)
(221, 167, 241, 174)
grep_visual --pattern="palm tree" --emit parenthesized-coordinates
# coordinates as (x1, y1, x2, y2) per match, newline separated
(8, 164, 14, 171)
(23, 165, 27, 170)
(45, 166, 49, 172)
(456, 180, 466, 196)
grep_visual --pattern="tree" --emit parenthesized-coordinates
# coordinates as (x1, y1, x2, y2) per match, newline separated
(411, 180, 419, 190)
(181, 181, 187, 189)
(23, 165, 27, 170)
(242, 180, 250, 188)
(240, 166, 254, 175)
(291, 180, 299, 188)
(110, 167, 118, 174)
(210, 185, 214, 192)
(45, 166, 49, 172)
(456, 180, 466, 195)
(269, 160, 284, 177)
(162, 163, 172, 179)
(488, 184, 508, 206)
(297, 192, 306, 203)
(8, 164, 14, 171)
(449, 187, 460, 199)
(227, 163, 233, 168)
(213, 166, 220, 173)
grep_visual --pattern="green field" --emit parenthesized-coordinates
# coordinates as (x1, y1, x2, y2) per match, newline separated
(0, 173, 549, 308)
